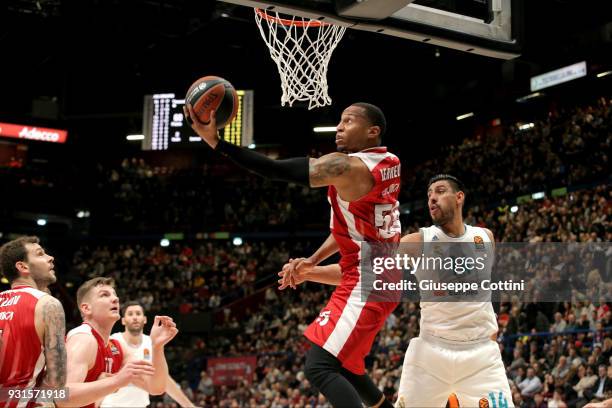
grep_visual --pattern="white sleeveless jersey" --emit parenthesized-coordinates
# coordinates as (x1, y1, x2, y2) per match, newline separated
(418, 224, 498, 343)
(100, 333, 152, 407)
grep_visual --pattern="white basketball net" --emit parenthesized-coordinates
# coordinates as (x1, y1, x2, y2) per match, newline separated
(254, 9, 346, 110)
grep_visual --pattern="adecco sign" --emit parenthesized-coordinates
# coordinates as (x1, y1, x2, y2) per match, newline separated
(0, 122, 68, 143)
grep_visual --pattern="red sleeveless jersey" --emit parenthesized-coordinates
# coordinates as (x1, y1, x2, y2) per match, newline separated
(304, 147, 401, 374)
(66, 323, 124, 408)
(0, 285, 47, 407)
(328, 146, 401, 270)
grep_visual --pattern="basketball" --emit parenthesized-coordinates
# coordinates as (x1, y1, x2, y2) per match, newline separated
(185, 76, 239, 128)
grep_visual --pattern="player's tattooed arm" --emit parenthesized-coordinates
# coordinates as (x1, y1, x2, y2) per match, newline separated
(41, 296, 68, 388)
(309, 153, 352, 187)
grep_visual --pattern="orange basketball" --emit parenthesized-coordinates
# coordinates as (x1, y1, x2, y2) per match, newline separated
(185, 76, 239, 129)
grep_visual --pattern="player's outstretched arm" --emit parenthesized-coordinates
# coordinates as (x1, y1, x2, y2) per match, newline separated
(36, 296, 67, 389)
(165, 376, 195, 407)
(185, 107, 373, 194)
(139, 316, 178, 395)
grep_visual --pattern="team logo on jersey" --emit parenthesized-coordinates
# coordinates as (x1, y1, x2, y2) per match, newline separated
(109, 343, 120, 356)
(474, 235, 485, 250)
(479, 398, 489, 408)
(432, 235, 439, 241)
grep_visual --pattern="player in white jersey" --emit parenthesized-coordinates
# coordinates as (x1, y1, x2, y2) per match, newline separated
(393, 174, 511, 408)
(100, 301, 194, 408)
(281, 174, 513, 408)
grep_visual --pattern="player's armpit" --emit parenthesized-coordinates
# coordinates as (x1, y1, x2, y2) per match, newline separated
(40, 296, 67, 388)
(308, 153, 352, 188)
(65, 333, 97, 383)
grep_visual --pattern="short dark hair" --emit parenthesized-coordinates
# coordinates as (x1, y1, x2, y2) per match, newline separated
(351, 102, 386, 138)
(0, 236, 40, 282)
(121, 300, 144, 317)
(427, 174, 465, 193)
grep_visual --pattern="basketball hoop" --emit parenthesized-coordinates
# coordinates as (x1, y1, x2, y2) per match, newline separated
(254, 8, 346, 110)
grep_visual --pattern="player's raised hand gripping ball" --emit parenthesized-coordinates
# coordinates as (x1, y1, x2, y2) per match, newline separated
(185, 76, 239, 129)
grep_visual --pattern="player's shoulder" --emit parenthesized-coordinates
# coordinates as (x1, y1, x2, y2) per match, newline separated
(6, 286, 49, 300)
(67, 323, 95, 341)
(400, 231, 423, 243)
(467, 225, 495, 241)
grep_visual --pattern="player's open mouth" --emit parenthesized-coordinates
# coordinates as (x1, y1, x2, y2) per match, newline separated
(110, 307, 119, 312)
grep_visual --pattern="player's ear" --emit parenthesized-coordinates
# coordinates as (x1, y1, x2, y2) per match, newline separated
(121, 316, 126, 326)
(143, 315, 147, 325)
(367, 125, 381, 139)
(15, 261, 29, 276)
(80, 302, 91, 318)
(456, 190, 465, 206)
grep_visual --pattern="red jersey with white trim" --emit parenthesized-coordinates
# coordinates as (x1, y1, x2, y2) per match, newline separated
(304, 146, 401, 374)
(329, 146, 401, 270)
(0, 285, 47, 407)
(66, 323, 124, 408)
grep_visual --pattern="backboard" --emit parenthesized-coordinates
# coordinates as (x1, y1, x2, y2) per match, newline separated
(219, 0, 522, 59)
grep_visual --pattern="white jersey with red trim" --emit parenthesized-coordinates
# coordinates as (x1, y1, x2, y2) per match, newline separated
(0, 286, 46, 389)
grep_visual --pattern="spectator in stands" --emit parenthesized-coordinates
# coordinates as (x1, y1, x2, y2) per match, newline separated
(585, 365, 612, 402)
(551, 313, 568, 333)
(519, 367, 543, 398)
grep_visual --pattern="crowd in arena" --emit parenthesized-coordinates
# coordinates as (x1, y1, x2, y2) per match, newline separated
(140, 181, 608, 408)
(1, 95, 610, 407)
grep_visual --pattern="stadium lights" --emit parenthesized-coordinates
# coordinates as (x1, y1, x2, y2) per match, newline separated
(456, 112, 474, 121)
(248, 144, 256, 149)
(160, 238, 170, 247)
(76, 210, 90, 218)
(597, 70, 612, 78)
(37, 218, 47, 226)
(0, 277, 8, 284)
(233, 237, 243, 246)
(518, 123, 535, 131)
(510, 205, 519, 213)
(532, 192, 545, 200)
(516, 92, 544, 103)
(126, 134, 144, 141)
(314, 126, 337, 133)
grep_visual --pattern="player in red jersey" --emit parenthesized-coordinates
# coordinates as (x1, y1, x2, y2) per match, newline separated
(0, 236, 67, 407)
(57, 277, 177, 408)
(185, 102, 400, 407)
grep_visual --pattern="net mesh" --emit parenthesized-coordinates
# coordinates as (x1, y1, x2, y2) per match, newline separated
(254, 9, 346, 110)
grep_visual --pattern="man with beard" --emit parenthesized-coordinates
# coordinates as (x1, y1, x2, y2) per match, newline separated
(0, 236, 66, 407)
(100, 301, 193, 407)
(281, 175, 513, 408)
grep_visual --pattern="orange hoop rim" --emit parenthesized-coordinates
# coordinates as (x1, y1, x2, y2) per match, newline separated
(255, 8, 331, 27)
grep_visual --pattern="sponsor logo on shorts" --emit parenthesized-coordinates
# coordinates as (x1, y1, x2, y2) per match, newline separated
(479, 398, 489, 408)
(487, 391, 508, 408)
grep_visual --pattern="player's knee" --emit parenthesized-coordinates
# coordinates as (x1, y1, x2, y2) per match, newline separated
(304, 354, 324, 387)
